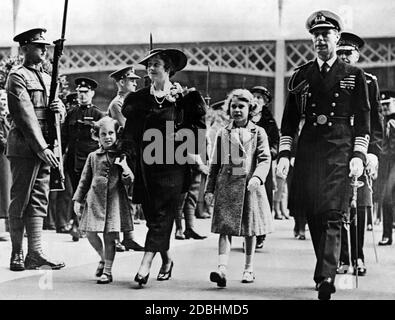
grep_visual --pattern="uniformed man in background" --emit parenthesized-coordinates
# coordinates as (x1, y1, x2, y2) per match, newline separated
(6, 28, 66, 271)
(377, 90, 395, 246)
(63, 77, 104, 241)
(276, 11, 370, 300)
(107, 66, 144, 251)
(336, 32, 383, 277)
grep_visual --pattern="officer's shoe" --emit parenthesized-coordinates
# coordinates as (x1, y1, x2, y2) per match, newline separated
(336, 262, 349, 274)
(317, 278, 336, 300)
(121, 239, 144, 251)
(25, 251, 65, 270)
(353, 259, 367, 276)
(10, 250, 25, 271)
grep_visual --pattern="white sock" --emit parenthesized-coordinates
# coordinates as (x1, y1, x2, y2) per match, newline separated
(218, 254, 228, 274)
(103, 259, 113, 275)
(244, 254, 253, 272)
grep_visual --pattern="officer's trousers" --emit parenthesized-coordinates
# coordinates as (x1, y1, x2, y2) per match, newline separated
(8, 157, 50, 219)
(307, 210, 344, 284)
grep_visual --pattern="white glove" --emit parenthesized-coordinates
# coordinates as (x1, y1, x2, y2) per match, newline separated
(366, 153, 378, 177)
(349, 157, 364, 178)
(276, 157, 290, 179)
(247, 176, 261, 192)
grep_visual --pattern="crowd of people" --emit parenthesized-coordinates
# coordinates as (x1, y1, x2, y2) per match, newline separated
(0, 8, 394, 301)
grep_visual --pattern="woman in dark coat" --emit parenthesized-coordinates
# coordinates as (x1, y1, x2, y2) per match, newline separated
(122, 48, 207, 286)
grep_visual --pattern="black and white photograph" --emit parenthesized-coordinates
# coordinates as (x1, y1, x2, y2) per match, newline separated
(0, 0, 395, 306)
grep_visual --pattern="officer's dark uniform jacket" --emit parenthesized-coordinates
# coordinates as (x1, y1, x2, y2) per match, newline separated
(62, 104, 104, 174)
(357, 72, 383, 207)
(6, 64, 51, 158)
(279, 57, 370, 216)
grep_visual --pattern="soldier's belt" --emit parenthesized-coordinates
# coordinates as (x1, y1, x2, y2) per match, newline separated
(306, 115, 351, 126)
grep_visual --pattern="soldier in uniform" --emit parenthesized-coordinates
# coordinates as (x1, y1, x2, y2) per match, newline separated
(63, 77, 104, 241)
(107, 66, 144, 251)
(336, 32, 384, 276)
(276, 11, 370, 300)
(6, 28, 66, 270)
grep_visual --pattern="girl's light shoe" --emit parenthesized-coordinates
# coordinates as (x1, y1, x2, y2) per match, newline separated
(241, 271, 255, 283)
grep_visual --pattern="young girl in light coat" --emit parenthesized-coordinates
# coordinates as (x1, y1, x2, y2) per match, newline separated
(205, 89, 273, 286)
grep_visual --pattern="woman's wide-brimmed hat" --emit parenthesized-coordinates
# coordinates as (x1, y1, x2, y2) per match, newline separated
(138, 48, 187, 73)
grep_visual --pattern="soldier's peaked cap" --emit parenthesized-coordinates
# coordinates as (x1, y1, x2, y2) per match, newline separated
(109, 66, 140, 81)
(75, 77, 98, 91)
(306, 10, 343, 33)
(13, 28, 51, 46)
(338, 32, 365, 51)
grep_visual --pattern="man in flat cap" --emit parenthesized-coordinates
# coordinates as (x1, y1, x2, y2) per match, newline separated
(62, 77, 104, 241)
(376, 90, 395, 247)
(6, 28, 66, 270)
(276, 11, 371, 300)
(336, 32, 384, 277)
(107, 66, 144, 252)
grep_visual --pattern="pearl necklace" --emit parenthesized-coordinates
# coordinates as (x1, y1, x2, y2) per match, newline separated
(153, 94, 166, 107)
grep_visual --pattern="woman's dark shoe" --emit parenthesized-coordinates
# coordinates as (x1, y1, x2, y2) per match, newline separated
(210, 271, 227, 287)
(157, 261, 174, 281)
(378, 237, 392, 246)
(175, 229, 185, 240)
(95, 261, 105, 277)
(97, 273, 113, 284)
(134, 273, 150, 286)
(184, 228, 207, 240)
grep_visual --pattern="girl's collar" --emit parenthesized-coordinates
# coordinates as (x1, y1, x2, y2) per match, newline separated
(226, 120, 256, 131)
(97, 146, 117, 154)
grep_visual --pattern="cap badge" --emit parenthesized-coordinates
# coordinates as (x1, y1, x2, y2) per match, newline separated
(315, 13, 326, 23)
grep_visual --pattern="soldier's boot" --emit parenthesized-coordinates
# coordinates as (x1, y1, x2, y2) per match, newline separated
(24, 216, 65, 270)
(9, 217, 25, 271)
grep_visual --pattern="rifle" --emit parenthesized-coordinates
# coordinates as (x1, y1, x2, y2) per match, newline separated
(195, 63, 211, 217)
(49, 0, 69, 191)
